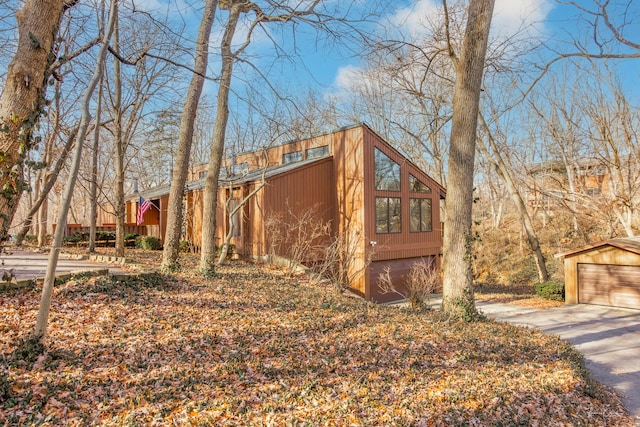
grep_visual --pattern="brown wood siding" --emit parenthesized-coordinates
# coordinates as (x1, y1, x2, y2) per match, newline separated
(260, 158, 336, 259)
(332, 126, 367, 295)
(578, 263, 640, 309)
(361, 126, 444, 299)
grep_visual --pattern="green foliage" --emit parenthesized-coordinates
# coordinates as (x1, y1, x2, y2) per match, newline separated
(95, 231, 115, 241)
(23, 234, 37, 244)
(179, 240, 191, 252)
(135, 236, 162, 250)
(11, 335, 45, 368)
(534, 281, 565, 301)
(125, 232, 139, 247)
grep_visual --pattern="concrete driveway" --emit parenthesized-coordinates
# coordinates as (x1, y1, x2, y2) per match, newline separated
(478, 301, 640, 425)
(0, 250, 125, 284)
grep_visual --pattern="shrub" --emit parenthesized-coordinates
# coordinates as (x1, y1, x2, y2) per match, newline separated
(125, 232, 139, 247)
(24, 234, 37, 244)
(534, 280, 565, 301)
(135, 236, 163, 250)
(179, 240, 191, 252)
(96, 231, 116, 241)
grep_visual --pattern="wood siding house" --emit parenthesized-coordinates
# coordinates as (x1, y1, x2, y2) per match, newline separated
(130, 124, 446, 302)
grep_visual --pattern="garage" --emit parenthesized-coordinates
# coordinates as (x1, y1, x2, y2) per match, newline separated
(577, 263, 640, 309)
(560, 237, 640, 310)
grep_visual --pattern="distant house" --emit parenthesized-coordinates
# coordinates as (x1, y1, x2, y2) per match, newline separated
(129, 124, 446, 302)
(525, 158, 610, 210)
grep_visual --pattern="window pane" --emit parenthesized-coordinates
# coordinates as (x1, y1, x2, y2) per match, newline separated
(410, 199, 421, 232)
(306, 146, 328, 159)
(389, 197, 402, 233)
(410, 198, 432, 232)
(374, 148, 401, 191)
(283, 151, 302, 163)
(421, 199, 432, 231)
(375, 197, 389, 233)
(409, 174, 432, 193)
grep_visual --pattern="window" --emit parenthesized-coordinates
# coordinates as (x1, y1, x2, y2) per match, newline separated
(306, 145, 328, 159)
(376, 197, 401, 233)
(230, 199, 240, 237)
(374, 148, 401, 191)
(409, 174, 431, 193)
(410, 198, 432, 232)
(232, 162, 249, 176)
(283, 151, 303, 164)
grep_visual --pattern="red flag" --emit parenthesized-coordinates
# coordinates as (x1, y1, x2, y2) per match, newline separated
(136, 196, 153, 225)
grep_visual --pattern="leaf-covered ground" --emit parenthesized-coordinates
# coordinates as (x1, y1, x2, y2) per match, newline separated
(0, 252, 633, 426)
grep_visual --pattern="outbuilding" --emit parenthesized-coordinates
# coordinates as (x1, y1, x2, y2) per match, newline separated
(560, 237, 640, 310)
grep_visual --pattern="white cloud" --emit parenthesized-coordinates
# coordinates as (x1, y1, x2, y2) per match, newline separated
(388, 0, 441, 39)
(386, 0, 553, 41)
(492, 0, 553, 39)
(334, 65, 364, 92)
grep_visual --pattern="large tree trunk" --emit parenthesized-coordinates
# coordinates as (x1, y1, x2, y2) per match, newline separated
(161, 0, 218, 272)
(0, 0, 68, 241)
(34, 0, 117, 340)
(199, 3, 241, 275)
(441, 0, 495, 320)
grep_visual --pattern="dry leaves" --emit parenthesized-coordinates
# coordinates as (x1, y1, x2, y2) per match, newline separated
(0, 252, 633, 426)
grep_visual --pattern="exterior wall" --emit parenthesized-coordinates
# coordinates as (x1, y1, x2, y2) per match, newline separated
(332, 126, 367, 295)
(361, 126, 444, 300)
(369, 256, 439, 303)
(257, 158, 336, 258)
(564, 246, 640, 304)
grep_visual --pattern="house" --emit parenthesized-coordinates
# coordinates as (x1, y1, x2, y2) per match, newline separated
(130, 124, 446, 302)
(558, 237, 640, 310)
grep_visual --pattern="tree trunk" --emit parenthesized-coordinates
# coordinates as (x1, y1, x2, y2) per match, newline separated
(0, 0, 68, 242)
(199, 3, 241, 275)
(441, 0, 495, 320)
(34, 0, 117, 340)
(161, 0, 218, 272)
(112, 14, 125, 258)
(478, 115, 549, 283)
(89, 80, 103, 253)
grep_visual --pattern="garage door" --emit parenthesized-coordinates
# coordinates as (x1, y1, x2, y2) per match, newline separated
(578, 263, 640, 309)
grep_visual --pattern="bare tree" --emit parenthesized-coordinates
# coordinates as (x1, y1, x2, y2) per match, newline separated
(199, 0, 325, 275)
(161, 0, 218, 272)
(34, 0, 117, 341)
(440, 0, 495, 320)
(478, 113, 549, 282)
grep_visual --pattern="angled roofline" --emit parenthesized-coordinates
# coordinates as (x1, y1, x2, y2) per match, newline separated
(556, 237, 640, 259)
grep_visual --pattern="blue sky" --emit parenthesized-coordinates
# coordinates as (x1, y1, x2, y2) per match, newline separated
(126, 0, 638, 108)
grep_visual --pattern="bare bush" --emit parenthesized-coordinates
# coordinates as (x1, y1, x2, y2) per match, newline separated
(312, 225, 374, 294)
(264, 204, 331, 277)
(378, 259, 440, 310)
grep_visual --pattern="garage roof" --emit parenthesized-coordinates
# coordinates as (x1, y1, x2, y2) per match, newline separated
(557, 237, 640, 259)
